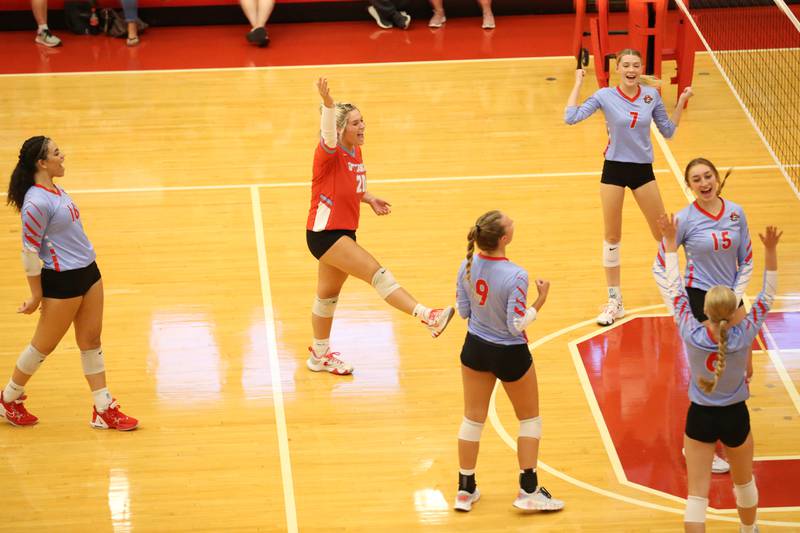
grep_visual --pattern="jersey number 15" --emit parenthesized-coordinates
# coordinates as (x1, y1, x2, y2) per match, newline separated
(711, 230, 732, 251)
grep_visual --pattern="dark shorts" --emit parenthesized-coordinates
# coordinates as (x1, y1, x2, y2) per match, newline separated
(460, 332, 532, 382)
(685, 401, 750, 448)
(306, 229, 356, 260)
(686, 286, 744, 323)
(601, 160, 656, 190)
(41, 261, 102, 299)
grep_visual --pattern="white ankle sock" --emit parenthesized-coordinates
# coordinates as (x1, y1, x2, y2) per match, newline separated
(412, 303, 430, 320)
(312, 338, 329, 357)
(608, 286, 621, 301)
(3, 379, 25, 402)
(92, 387, 113, 412)
(37, 24, 49, 33)
(739, 525, 755, 533)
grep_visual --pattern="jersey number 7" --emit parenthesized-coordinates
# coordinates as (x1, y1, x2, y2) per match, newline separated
(629, 111, 639, 129)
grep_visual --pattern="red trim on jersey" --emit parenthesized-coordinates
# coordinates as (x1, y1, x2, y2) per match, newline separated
(30, 203, 45, 218)
(516, 286, 526, 298)
(514, 307, 526, 317)
(705, 325, 718, 343)
(477, 253, 508, 261)
(757, 301, 767, 316)
(693, 198, 725, 221)
(34, 184, 61, 196)
(25, 235, 41, 249)
(743, 251, 753, 263)
(687, 264, 695, 287)
(25, 211, 42, 229)
(24, 223, 41, 238)
(515, 298, 526, 307)
(657, 253, 665, 267)
(616, 85, 641, 102)
(48, 246, 60, 272)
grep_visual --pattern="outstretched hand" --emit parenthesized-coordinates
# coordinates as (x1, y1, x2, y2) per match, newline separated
(316, 77, 334, 108)
(758, 225, 783, 249)
(658, 213, 679, 252)
(575, 69, 586, 85)
(369, 196, 392, 216)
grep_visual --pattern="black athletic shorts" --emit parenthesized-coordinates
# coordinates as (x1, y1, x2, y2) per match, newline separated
(41, 261, 102, 299)
(460, 332, 532, 382)
(686, 286, 745, 323)
(601, 160, 656, 190)
(306, 229, 356, 260)
(685, 401, 750, 448)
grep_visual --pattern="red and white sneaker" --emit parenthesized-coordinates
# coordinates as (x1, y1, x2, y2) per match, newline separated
(423, 306, 455, 338)
(596, 298, 625, 326)
(91, 400, 138, 431)
(0, 392, 38, 426)
(306, 347, 353, 375)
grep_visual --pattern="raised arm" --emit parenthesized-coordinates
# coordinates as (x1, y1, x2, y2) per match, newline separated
(564, 70, 601, 124)
(317, 77, 337, 150)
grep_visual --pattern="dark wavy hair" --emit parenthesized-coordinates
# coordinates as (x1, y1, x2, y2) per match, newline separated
(7, 136, 49, 212)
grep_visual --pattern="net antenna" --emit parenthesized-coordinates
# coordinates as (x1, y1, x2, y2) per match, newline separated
(674, 0, 800, 200)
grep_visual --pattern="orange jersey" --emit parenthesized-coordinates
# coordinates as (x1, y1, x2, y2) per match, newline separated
(306, 140, 366, 231)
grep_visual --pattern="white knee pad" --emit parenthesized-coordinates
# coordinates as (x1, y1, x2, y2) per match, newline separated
(519, 416, 542, 439)
(734, 478, 758, 508)
(458, 417, 484, 442)
(371, 267, 401, 299)
(684, 495, 708, 523)
(603, 240, 621, 267)
(312, 296, 338, 318)
(81, 347, 106, 375)
(16, 345, 46, 375)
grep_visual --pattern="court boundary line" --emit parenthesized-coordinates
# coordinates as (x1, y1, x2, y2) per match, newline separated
(0, 165, 782, 197)
(674, 0, 800, 201)
(487, 306, 800, 526)
(250, 186, 298, 533)
(0, 54, 575, 79)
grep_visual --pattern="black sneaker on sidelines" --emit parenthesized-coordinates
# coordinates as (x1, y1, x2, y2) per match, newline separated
(246, 26, 269, 47)
(395, 11, 411, 30)
(367, 6, 393, 29)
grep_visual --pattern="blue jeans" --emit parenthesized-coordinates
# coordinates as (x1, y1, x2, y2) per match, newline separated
(121, 0, 138, 22)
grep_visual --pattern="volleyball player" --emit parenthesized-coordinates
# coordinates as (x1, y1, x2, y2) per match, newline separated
(306, 78, 454, 376)
(1, 136, 138, 430)
(452, 210, 564, 513)
(653, 158, 755, 474)
(659, 214, 779, 533)
(565, 48, 694, 326)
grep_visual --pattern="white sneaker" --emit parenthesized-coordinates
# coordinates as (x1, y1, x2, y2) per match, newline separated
(423, 306, 455, 338)
(739, 525, 758, 533)
(712, 454, 730, 474)
(513, 486, 564, 511)
(454, 488, 480, 512)
(35, 29, 62, 48)
(681, 448, 730, 474)
(597, 298, 625, 326)
(306, 347, 353, 375)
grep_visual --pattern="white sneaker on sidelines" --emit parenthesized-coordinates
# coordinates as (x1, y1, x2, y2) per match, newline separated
(423, 306, 455, 338)
(681, 448, 730, 474)
(712, 454, 730, 474)
(597, 298, 625, 326)
(739, 525, 759, 533)
(306, 347, 353, 375)
(512, 486, 564, 511)
(453, 488, 480, 512)
(35, 29, 62, 47)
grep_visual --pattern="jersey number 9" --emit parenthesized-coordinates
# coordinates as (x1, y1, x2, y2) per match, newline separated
(476, 279, 489, 306)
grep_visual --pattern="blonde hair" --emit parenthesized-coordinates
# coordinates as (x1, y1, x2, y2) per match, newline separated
(464, 210, 505, 289)
(685, 157, 733, 197)
(615, 48, 661, 87)
(698, 285, 738, 393)
(334, 102, 358, 131)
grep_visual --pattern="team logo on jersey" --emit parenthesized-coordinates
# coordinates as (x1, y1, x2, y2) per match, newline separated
(643, 95, 653, 104)
(730, 212, 740, 222)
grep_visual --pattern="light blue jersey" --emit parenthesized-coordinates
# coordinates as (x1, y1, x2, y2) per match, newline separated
(456, 254, 529, 345)
(564, 85, 676, 163)
(654, 198, 753, 301)
(664, 252, 774, 406)
(21, 185, 96, 272)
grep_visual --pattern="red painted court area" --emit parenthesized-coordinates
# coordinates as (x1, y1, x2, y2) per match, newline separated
(0, 13, 682, 75)
(576, 312, 800, 509)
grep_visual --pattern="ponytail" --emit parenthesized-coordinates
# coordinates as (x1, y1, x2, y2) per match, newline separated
(7, 136, 48, 212)
(463, 210, 505, 293)
(698, 320, 728, 393)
